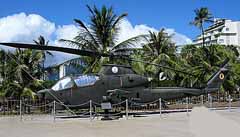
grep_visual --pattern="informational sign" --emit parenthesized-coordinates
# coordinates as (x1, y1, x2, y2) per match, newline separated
(101, 102, 112, 110)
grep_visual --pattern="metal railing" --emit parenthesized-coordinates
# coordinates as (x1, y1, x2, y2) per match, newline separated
(0, 94, 240, 122)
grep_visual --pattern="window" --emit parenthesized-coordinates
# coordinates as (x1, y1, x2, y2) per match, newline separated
(219, 39, 224, 43)
(52, 77, 74, 91)
(74, 75, 99, 87)
(226, 28, 229, 31)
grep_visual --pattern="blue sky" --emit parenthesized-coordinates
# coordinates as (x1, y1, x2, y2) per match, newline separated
(0, 0, 239, 66)
(0, 0, 239, 39)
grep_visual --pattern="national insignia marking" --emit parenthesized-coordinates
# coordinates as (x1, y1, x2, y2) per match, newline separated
(219, 73, 224, 80)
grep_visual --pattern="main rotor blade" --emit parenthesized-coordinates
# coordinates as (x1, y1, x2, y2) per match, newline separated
(0, 42, 110, 57)
(126, 58, 197, 76)
(0, 42, 196, 76)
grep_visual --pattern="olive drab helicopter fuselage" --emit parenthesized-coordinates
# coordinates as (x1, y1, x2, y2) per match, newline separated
(38, 62, 229, 107)
(0, 42, 230, 107)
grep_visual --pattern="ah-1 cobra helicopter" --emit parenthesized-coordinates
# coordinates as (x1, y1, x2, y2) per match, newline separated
(0, 42, 229, 108)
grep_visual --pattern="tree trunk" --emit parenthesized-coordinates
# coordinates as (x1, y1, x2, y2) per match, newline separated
(42, 59, 45, 80)
(201, 24, 209, 60)
(201, 24, 205, 47)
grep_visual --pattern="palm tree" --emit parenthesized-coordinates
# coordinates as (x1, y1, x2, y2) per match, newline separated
(60, 5, 146, 73)
(133, 29, 177, 85)
(0, 47, 56, 99)
(190, 7, 213, 47)
(146, 29, 176, 74)
(180, 44, 222, 87)
(34, 35, 53, 78)
(1, 49, 43, 99)
(144, 29, 176, 57)
(180, 44, 240, 90)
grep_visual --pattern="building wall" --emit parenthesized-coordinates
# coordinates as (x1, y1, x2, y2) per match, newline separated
(59, 65, 66, 79)
(46, 58, 84, 80)
(237, 23, 240, 46)
(193, 19, 240, 49)
(224, 21, 238, 45)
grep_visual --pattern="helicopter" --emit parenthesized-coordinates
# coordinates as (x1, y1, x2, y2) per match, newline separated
(0, 42, 229, 108)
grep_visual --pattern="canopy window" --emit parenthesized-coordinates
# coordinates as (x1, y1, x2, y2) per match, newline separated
(74, 75, 99, 87)
(52, 77, 74, 91)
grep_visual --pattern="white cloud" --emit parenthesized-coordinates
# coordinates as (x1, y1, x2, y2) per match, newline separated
(0, 13, 192, 66)
(0, 13, 78, 66)
(117, 19, 157, 43)
(118, 19, 192, 45)
(0, 12, 55, 43)
(54, 24, 79, 49)
(165, 28, 192, 45)
(55, 25, 79, 41)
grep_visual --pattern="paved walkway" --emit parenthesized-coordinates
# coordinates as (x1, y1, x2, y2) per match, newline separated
(0, 107, 240, 137)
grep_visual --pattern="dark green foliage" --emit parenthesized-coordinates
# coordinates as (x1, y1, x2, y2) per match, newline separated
(131, 29, 177, 86)
(0, 47, 54, 99)
(179, 44, 239, 92)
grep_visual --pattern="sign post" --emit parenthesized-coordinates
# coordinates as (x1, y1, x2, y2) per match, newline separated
(101, 102, 112, 120)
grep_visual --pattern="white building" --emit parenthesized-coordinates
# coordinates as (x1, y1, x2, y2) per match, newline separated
(193, 18, 240, 49)
(45, 58, 84, 80)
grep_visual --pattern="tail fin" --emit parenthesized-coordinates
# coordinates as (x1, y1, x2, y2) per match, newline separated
(205, 58, 229, 93)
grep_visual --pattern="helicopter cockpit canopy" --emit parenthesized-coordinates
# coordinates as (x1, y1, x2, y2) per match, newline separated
(52, 77, 73, 91)
(74, 75, 99, 87)
(51, 75, 100, 91)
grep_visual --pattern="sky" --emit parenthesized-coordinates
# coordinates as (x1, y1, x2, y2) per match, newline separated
(0, 0, 239, 66)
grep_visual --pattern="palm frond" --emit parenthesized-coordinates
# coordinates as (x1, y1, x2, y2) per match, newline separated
(59, 39, 89, 50)
(111, 34, 148, 51)
(74, 19, 99, 49)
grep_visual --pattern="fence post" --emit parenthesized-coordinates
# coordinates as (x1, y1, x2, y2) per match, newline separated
(228, 95, 231, 111)
(186, 97, 189, 116)
(89, 100, 92, 121)
(208, 93, 210, 103)
(7, 100, 9, 115)
(201, 95, 204, 106)
(210, 95, 213, 110)
(20, 100, 22, 121)
(159, 98, 162, 117)
(208, 94, 212, 110)
(210, 95, 213, 109)
(53, 100, 56, 122)
(126, 99, 128, 120)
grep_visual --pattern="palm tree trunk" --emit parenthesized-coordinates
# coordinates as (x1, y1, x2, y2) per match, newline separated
(42, 60, 45, 80)
(201, 24, 209, 60)
(201, 24, 205, 47)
